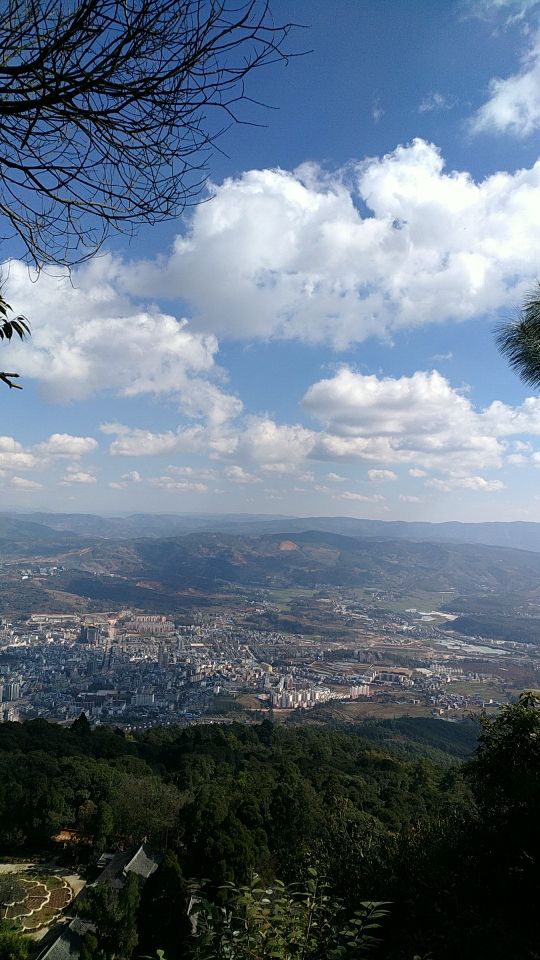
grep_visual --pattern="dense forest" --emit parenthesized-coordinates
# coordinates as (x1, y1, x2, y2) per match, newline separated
(0, 706, 538, 960)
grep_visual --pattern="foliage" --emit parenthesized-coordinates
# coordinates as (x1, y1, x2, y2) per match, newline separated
(381, 694, 540, 960)
(137, 851, 191, 960)
(497, 283, 540, 388)
(0, 294, 30, 390)
(0, 714, 485, 958)
(467, 690, 540, 812)
(77, 872, 140, 960)
(191, 871, 388, 960)
(2, 706, 540, 957)
(0, 921, 28, 960)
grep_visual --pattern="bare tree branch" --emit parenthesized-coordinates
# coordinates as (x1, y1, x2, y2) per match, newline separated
(0, 0, 299, 268)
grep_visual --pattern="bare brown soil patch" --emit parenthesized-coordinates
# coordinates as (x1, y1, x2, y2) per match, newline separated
(279, 540, 299, 552)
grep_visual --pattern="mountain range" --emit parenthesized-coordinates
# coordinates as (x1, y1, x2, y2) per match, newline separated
(6, 511, 540, 552)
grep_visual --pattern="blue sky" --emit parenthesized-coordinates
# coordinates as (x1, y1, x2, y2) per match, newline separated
(4, 0, 540, 520)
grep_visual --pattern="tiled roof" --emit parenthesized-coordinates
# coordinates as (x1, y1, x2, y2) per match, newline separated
(37, 918, 94, 960)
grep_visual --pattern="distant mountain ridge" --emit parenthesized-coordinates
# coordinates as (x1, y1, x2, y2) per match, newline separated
(2, 514, 540, 620)
(55, 528, 540, 597)
(5, 511, 540, 553)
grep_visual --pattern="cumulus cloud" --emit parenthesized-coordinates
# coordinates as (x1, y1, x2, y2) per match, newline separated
(303, 367, 512, 473)
(10, 476, 42, 491)
(125, 140, 540, 348)
(327, 472, 347, 482)
(399, 494, 421, 502)
(236, 417, 315, 465)
(103, 365, 540, 488)
(167, 465, 218, 481)
(368, 469, 397, 481)
(0, 431, 98, 490)
(471, 29, 540, 135)
(61, 467, 97, 484)
(425, 475, 505, 492)
(36, 433, 98, 457)
(0, 437, 37, 471)
(2, 258, 237, 421)
(224, 465, 261, 484)
(102, 423, 199, 457)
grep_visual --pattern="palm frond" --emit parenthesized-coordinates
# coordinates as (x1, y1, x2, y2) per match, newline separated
(496, 283, 540, 388)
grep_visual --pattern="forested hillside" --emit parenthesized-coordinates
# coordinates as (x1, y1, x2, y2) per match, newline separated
(0, 706, 538, 959)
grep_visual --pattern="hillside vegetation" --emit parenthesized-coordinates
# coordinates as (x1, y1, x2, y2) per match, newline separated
(0, 704, 538, 959)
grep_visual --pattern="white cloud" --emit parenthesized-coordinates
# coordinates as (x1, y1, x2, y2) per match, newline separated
(418, 92, 456, 113)
(0, 432, 96, 486)
(327, 472, 347, 482)
(506, 453, 527, 463)
(10, 476, 42, 491)
(368, 469, 397, 481)
(430, 352, 453, 362)
(2, 258, 238, 421)
(102, 423, 198, 457)
(109, 469, 142, 489)
(471, 29, 540, 135)
(260, 462, 294, 474)
(101, 364, 540, 491)
(127, 141, 540, 348)
(224, 465, 261, 484)
(335, 491, 385, 502)
(372, 95, 384, 123)
(148, 476, 207, 493)
(0, 437, 37, 471)
(399, 494, 421, 502)
(426, 476, 506, 492)
(236, 417, 316, 465)
(36, 433, 98, 457)
(303, 367, 505, 473)
(61, 468, 97, 484)
(465, 0, 540, 21)
(167, 466, 218, 481)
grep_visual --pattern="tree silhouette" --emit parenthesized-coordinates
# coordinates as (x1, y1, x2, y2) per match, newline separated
(0, 0, 298, 388)
(0, 0, 296, 270)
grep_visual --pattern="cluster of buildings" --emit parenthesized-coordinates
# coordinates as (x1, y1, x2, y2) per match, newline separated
(0, 609, 368, 724)
(0, 594, 528, 726)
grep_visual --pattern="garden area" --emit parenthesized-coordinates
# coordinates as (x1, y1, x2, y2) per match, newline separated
(0, 873, 72, 932)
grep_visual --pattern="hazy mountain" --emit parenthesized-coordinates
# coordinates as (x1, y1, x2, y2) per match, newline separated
(6, 512, 290, 540)
(0, 516, 95, 558)
(59, 529, 540, 598)
(9, 511, 540, 553)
